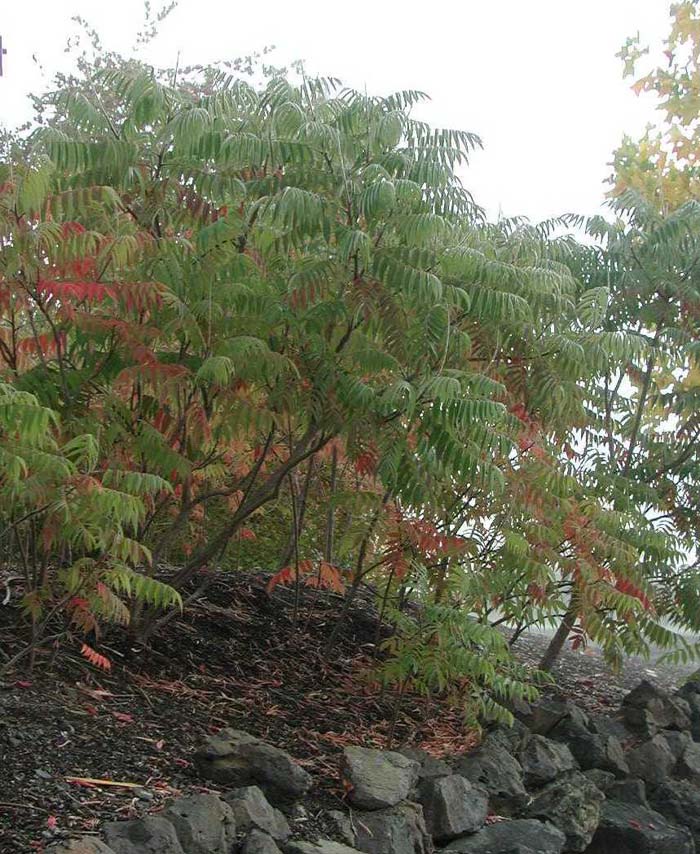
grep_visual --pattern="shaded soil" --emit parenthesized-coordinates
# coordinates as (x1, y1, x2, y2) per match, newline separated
(0, 574, 695, 852)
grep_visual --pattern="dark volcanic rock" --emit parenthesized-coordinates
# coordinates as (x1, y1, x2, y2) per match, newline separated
(242, 830, 282, 854)
(162, 793, 236, 854)
(583, 769, 615, 793)
(224, 786, 290, 841)
(518, 734, 577, 787)
(589, 713, 632, 742)
(481, 721, 529, 755)
(626, 735, 676, 785)
(453, 742, 528, 814)
(517, 697, 589, 736)
(587, 800, 694, 854)
(678, 681, 700, 741)
(649, 778, 700, 848)
(607, 777, 648, 807)
(442, 818, 566, 853)
(103, 817, 185, 854)
(47, 841, 116, 854)
(622, 680, 691, 736)
(676, 737, 700, 784)
(398, 748, 451, 781)
(351, 802, 432, 854)
(550, 718, 629, 777)
(524, 770, 604, 852)
(342, 746, 419, 810)
(194, 729, 312, 803)
(285, 843, 363, 854)
(416, 774, 487, 841)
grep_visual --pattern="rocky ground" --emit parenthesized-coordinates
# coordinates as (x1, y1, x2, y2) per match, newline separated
(0, 572, 697, 852)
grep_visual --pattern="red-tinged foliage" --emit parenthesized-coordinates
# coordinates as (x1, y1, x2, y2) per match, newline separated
(266, 560, 345, 595)
(354, 446, 379, 477)
(615, 577, 654, 612)
(80, 643, 112, 672)
(527, 583, 548, 603)
(38, 279, 113, 304)
(16, 332, 64, 357)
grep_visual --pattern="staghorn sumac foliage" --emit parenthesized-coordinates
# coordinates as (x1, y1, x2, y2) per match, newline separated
(1, 20, 696, 719)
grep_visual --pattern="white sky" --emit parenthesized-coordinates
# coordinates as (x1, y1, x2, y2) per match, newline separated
(0, 0, 670, 221)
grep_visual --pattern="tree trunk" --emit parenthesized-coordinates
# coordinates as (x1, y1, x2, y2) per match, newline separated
(278, 456, 315, 569)
(539, 603, 578, 672)
(324, 445, 338, 564)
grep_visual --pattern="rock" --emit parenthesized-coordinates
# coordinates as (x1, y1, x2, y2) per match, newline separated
(658, 729, 692, 758)
(587, 800, 694, 854)
(627, 735, 676, 785)
(325, 811, 356, 847)
(607, 778, 648, 807)
(649, 779, 700, 848)
(442, 818, 566, 853)
(416, 775, 487, 841)
(583, 769, 615, 792)
(194, 729, 312, 803)
(675, 737, 700, 784)
(104, 817, 185, 854)
(47, 840, 116, 854)
(224, 786, 290, 841)
(398, 748, 451, 780)
(284, 842, 363, 854)
(622, 680, 691, 736)
(517, 696, 589, 736)
(453, 742, 528, 814)
(243, 831, 283, 854)
(352, 802, 432, 854)
(518, 734, 577, 787)
(162, 793, 236, 854)
(524, 770, 604, 852)
(342, 746, 419, 810)
(589, 714, 632, 742)
(550, 718, 629, 777)
(678, 684, 700, 741)
(481, 721, 529, 755)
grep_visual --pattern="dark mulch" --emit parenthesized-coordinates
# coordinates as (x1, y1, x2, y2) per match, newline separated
(0, 574, 476, 852)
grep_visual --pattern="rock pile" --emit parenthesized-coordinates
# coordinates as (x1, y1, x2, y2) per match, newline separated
(48, 677, 700, 854)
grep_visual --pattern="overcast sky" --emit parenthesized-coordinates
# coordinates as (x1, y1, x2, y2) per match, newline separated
(1, 0, 670, 221)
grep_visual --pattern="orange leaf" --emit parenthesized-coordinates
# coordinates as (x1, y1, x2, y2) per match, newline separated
(80, 643, 112, 672)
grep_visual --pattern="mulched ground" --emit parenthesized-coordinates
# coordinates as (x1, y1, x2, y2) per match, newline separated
(0, 573, 695, 852)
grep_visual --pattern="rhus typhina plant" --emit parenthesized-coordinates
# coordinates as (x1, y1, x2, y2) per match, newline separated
(2, 5, 698, 724)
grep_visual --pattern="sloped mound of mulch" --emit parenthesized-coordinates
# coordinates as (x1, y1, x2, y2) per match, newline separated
(0, 573, 477, 852)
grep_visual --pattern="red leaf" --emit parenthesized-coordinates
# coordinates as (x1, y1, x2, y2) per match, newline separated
(81, 643, 112, 672)
(155, 739, 165, 750)
(47, 816, 58, 830)
(173, 758, 190, 767)
(84, 704, 99, 716)
(14, 680, 32, 688)
(112, 711, 134, 724)
(628, 819, 643, 830)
